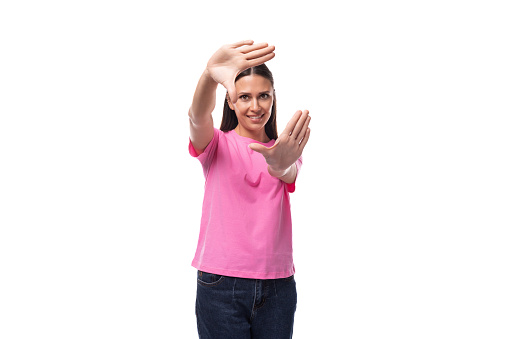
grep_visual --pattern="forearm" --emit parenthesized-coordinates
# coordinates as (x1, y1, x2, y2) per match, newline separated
(188, 69, 218, 123)
(188, 69, 218, 153)
(267, 163, 297, 184)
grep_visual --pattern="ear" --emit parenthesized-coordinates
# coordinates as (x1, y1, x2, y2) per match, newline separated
(226, 93, 235, 110)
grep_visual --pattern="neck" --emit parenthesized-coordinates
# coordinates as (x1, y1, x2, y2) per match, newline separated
(234, 125, 270, 143)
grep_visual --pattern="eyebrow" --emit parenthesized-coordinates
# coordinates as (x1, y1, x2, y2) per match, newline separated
(238, 91, 271, 96)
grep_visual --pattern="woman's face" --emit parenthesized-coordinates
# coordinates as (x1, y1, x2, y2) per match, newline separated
(228, 74, 273, 140)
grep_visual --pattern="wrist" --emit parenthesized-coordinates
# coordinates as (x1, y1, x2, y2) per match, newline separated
(267, 164, 291, 178)
(202, 68, 215, 83)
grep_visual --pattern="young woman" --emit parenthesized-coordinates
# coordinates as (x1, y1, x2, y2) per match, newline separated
(188, 40, 311, 338)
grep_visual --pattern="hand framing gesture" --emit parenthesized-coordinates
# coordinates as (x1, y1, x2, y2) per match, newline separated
(206, 40, 275, 103)
(249, 110, 311, 178)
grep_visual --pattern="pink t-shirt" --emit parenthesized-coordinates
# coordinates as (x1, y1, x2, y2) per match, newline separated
(189, 128, 302, 279)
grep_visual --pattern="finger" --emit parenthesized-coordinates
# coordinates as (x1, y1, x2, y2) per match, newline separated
(246, 52, 275, 68)
(264, 138, 280, 150)
(291, 110, 309, 139)
(230, 40, 254, 48)
(299, 127, 311, 150)
(296, 115, 311, 141)
(223, 80, 237, 104)
(244, 45, 275, 60)
(282, 110, 303, 136)
(249, 142, 269, 155)
(237, 42, 269, 53)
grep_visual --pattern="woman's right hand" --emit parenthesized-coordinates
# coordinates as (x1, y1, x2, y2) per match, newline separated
(206, 40, 275, 104)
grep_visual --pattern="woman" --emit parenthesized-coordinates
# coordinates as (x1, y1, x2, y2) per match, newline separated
(188, 40, 311, 338)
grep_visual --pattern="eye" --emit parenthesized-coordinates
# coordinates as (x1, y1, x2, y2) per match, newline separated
(239, 95, 249, 100)
(260, 93, 270, 99)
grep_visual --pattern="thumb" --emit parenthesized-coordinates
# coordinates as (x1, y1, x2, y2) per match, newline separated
(224, 80, 237, 104)
(249, 143, 268, 155)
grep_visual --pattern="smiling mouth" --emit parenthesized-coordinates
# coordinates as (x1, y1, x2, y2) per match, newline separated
(247, 114, 264, 120)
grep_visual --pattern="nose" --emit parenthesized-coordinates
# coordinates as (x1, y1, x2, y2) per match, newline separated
(250, 98, 260, 112)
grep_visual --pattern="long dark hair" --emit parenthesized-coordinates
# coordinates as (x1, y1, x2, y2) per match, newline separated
(220, 64, 278, 140)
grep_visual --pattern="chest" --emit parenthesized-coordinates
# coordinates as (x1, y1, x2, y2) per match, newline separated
(213, 139, 280, 192)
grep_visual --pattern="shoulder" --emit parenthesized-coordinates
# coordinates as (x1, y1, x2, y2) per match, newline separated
(189, 128, 224, 158)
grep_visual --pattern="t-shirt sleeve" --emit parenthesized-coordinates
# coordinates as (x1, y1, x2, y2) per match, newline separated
(286, 155, 303, 193)
(188, 128, 220, 177)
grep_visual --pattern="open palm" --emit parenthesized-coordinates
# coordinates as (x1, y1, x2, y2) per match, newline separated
(249, 110, 311, 177)
(206, 40, 275, 103)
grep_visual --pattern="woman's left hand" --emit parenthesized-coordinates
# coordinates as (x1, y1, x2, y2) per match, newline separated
(249, 110, 311, 177)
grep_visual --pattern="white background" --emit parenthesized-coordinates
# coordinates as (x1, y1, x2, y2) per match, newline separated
(1, 0, 508, 338)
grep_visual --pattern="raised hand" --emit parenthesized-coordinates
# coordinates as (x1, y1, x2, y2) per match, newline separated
(249, 110, 311, 178)
(206, 40, 275, 103)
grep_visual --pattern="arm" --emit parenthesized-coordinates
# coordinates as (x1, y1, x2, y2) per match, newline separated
(188, 69, 217, 154)
(188, 41, 276, 154)
(249, 110, 311, 184)
(267, 162, 299, 184)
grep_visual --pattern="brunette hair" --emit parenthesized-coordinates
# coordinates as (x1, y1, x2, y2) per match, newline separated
(220, 64, 278, 140)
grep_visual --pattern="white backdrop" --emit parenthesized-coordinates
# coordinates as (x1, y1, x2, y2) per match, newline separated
(1, 0, 508, 338)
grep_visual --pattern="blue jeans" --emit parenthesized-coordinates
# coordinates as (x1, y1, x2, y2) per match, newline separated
(195, 270, 297, 338)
